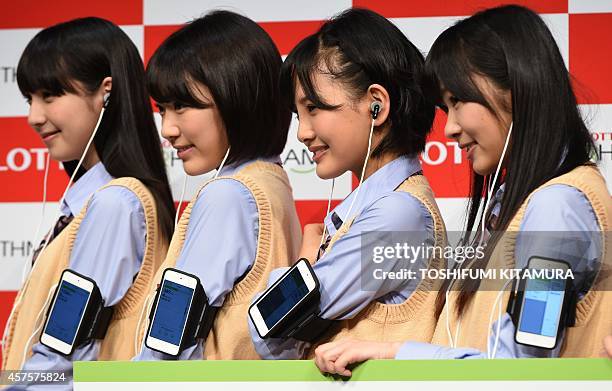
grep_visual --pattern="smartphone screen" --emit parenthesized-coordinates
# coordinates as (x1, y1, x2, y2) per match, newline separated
(518, 277, 566, 338)
(258, 267, 310, 329)
(149, 280, 194, 346)
(44, 280, 90, 345)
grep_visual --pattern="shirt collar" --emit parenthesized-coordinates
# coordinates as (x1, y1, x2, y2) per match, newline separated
(324, 155, 422, 236)
(489, 183, 506, 219)
(62, 162, 114, 217)
(217, 155, 282, 177)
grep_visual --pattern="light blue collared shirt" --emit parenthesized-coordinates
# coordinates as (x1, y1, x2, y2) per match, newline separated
(135, 156, 281, 361)
(396, 183, 602, 360)
(249, 155, 435, 359)
(12, 162, 146, 390)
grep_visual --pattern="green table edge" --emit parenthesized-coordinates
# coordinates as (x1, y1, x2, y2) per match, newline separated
(74, 358, 612, 382)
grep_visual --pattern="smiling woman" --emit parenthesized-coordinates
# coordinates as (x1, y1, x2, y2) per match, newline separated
(132, 10, 302, 362)
(248, 7, 447, 362)
(2, 17, 174, 388)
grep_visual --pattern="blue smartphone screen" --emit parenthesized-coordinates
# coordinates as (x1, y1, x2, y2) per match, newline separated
(518, 277, 565, 337)
(45, 280, 90, 345)
(258, 267, 309, 329)
(150, 280, 194, 345)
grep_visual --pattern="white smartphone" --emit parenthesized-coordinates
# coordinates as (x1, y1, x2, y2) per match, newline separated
(249, 259, 318, 338)
(515, 257, 570, 349)
(145, 269, 198, 356)
(40, 270, 95, 355)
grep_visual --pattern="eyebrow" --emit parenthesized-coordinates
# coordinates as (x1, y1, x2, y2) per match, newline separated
(297, 95, 310, 105)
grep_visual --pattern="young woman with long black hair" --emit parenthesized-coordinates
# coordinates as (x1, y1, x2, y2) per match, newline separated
(2, 17, 174, 386)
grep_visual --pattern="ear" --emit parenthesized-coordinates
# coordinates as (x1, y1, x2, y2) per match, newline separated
(101, 76, 112, 94)
(100, 76, 112, 106)
(366, 84, 390, 126)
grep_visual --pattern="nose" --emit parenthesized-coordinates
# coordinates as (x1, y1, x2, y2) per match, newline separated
(27, 99, 46, 130)
(443, 109, 461, 140)
(296, 117, 315, 146)
(160, 113, 180, 143)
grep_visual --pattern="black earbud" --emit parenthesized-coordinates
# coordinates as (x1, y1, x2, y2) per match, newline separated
(370, 101, 383, 120)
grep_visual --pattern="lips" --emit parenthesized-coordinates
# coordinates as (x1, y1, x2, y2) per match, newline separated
(174, 144, 195, 159)
(459, 141, 477, 159)
(40, 130, 61, 142)
(308, 145, 329, 164)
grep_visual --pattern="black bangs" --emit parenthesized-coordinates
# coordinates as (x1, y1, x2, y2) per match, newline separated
(17, 30, 82, 97)
(146, 32, 208, 108)
(146, 10, 291, 162)
(280, 34, 340, 113)
(425, 26, 492, 111)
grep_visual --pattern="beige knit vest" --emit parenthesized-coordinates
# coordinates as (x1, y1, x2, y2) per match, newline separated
(307, 174, 447, 357)
(2, 178, 168, 370)
(135, 161, 302, 359)
(431, 165, 611, 357)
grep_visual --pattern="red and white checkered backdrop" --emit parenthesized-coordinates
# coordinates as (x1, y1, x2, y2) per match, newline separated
(0, 0, 611, 362)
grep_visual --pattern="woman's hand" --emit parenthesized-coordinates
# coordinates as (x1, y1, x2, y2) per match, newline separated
(298, 223, 325, 264)
(604, 335, 612, 359)
(314, 339, 402, 377)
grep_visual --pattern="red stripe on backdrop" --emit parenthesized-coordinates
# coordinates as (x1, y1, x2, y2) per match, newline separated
(296, 200, 342, 228)
(259, 21, 324, 55)
(145, 21, 323, 66)
(144, 25, 182, 65)
(569, 13, 612, 104)
(0, 117, 68, 202)
(352, 0, 567, 17)
(0, 0, 142, 29)
(0, 291, 18, 369)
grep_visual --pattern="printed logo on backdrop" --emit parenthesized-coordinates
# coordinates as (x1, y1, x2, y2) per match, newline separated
(593, 131, 612, 162)
(0, 65, 15, 84)
(0, 118, 68, 201)
(283, 147, 315, 175)
(0, 29, 42, 117)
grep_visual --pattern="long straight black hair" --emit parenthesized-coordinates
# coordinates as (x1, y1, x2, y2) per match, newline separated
(17, 17, 175, 242)
(425, 5, 596, 315)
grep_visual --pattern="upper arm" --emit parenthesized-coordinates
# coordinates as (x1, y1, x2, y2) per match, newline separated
(517, 184, 602, 293)
(69, 186, 146, 305)
(175, 179, 259, 306)
(314, 192, 434, 319)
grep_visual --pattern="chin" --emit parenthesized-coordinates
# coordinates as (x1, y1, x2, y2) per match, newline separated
(315, 163, 345, 180)
(471, 160, 496, 177)
(54, 151, 78, 163)
(182, 161, 209, 176)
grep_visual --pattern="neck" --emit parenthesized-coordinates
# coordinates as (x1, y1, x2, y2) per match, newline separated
(82, 149, 100, 170)
(352, 151, 399, 182)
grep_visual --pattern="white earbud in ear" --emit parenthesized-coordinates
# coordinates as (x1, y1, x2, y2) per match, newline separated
(103, 92, 110, 108)
(370, 101, 383, 120)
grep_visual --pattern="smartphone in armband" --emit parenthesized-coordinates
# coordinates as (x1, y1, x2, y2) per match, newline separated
(249, 258, 319, 339)
(40, 270, 97, 355)
(145, 268, 205, 356)
(514, 257, 573, 349)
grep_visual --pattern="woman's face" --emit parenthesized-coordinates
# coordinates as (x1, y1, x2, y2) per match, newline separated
(294, 72, 375, 180)
(158, 83, 229, 176)
(441, 75, 512, 176)
(27, 79, 108, 169)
